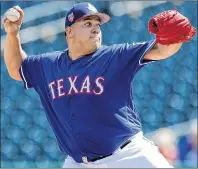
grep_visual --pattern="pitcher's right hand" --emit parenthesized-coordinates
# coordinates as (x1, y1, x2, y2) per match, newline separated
(3, 6, 24, 35)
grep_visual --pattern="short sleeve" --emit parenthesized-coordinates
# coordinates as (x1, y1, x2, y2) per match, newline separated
(113, 39, 157, 74)
(19, 54, 43, 89)
(125, 39, 156, 67)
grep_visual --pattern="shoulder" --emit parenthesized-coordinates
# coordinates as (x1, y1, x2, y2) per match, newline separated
(106, 41, 155, 50)
(98, 41, 155, 55)
(97, 44, 127, 55)
(92, 44, 130, 61)
(26, 50, 66, 63)
(100, 43, 142, 53)
(102, 44, 126, 50)
(40, 50, 65, 60)
(111, 40, 156, 54)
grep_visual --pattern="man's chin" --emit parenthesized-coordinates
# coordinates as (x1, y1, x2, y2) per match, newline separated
(86, 44, 100, 54)
(91, 42, 101, 49)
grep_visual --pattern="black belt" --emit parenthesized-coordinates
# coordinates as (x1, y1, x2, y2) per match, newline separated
(90, 140, 131, 162)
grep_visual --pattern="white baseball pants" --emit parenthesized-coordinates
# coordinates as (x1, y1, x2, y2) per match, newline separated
(62, 132, 173, 168)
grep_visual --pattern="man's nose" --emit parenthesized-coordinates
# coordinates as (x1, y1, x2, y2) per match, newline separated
(92, 27, 100, 34)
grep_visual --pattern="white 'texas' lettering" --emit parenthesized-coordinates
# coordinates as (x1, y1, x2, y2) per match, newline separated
(93, 77, 105, 95)
(48, 76, 105, 99)
(49, 81, 56, 99)
(80, 76, 91, 93)
(68, 76, 78, 95)
(57, 79, 65, 97)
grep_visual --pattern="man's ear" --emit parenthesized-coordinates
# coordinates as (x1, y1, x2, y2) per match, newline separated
(65, 27, 73, 38)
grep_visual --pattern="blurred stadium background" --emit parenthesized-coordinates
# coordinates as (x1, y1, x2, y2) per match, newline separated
(1, 1, 197, 168)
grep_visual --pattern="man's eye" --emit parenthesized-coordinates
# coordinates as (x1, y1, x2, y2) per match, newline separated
(85, 22, 91, 26)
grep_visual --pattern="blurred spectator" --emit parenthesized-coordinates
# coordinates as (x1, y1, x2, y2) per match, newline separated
(177, 119, 197, 168)
(152, 128, 178, 165)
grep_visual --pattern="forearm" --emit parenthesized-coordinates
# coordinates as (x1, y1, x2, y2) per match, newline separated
(144, 42, 182, 60)
(157, 43, 182, 59)
(4, 33, 27, 80)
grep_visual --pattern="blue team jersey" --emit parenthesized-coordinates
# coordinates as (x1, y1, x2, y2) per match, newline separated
(19, 40, 156, 163)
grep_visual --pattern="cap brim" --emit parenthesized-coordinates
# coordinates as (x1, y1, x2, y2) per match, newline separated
(76, 12, 110, 25)
(94, 12, 110, 25)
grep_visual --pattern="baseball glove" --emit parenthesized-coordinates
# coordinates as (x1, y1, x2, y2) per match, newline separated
(148, 9, 196, 45)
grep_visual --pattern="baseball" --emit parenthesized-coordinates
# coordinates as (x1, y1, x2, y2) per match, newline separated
(5, 8, 20, 22)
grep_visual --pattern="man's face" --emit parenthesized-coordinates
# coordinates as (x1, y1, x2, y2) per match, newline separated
(67, 15, 102, 52)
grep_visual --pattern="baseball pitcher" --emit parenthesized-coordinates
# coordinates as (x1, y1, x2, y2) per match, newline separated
(3, 2, 196, 168)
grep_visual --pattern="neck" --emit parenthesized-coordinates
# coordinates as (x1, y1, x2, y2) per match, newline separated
(68, 49, 83, 61)
(68, 43, 95, 61)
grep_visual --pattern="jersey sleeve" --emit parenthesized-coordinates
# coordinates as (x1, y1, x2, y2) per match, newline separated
(115, 39, 157, 74)
(19, 54, 43, 89)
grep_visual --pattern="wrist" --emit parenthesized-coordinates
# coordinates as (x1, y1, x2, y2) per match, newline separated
(7, 32, 20, 38)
